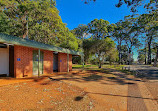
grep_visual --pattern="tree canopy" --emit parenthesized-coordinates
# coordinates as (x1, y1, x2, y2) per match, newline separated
(0, 0, 78, 50)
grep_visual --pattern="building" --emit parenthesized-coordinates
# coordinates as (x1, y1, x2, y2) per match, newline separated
(0, 33, 83, 78)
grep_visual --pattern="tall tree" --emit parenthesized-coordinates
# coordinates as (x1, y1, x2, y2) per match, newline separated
(112, 20, 126, 64)
(113, 16, 141, 64)
(138, 11, 158, 64)
(122, 16, 141, 64)
(83, 0, 158, 12)
(90, 37, 117, 68)
(0, 0, 78, 50)
(88, 19, 111, 40)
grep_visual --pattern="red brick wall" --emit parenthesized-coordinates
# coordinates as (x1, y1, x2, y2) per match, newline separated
(69, 54, 72, 71)
(58, 53, 68, 72)
(14, 45, 71, 77)
(58, 53, 72, 72)
(43, 50, 53, 74)
(14, 45, 33, 78)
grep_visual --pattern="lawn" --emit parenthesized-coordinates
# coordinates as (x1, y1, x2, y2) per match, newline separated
(72, 64, 124, 70)
(72, 64, 135, 75)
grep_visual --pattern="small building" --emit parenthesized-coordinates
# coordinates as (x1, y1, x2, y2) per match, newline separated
(0, 33, 83, 78)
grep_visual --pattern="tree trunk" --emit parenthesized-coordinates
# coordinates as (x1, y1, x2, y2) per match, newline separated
(145, 46, 147, 65)
(147, 36, 152, 64)
(119, 51, 121, 64)
(98, 54, 102, 68)
(22, 15, 27, 39)
(156, 46, 158, 66)
(154, 46, 158, 66)
(99, 63, 102, 68)
(128, 48, 132, 65)
(118, 42, 122, 64)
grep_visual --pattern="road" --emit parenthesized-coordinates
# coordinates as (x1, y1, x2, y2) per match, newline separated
(128, 65, 158, 80)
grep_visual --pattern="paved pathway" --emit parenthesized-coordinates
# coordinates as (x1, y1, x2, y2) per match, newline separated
(128, 65, 158, 80)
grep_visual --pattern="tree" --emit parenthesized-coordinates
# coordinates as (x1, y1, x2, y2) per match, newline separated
(106, 48, 119, 65)
(138, 49, 147, 64)
(83, 38, 94, 64)
(138, 12, 158, 64)
(90, 37, 117, 68)
(113, 16, 141, 65)
(152, 42, 158, 66)
(112, 20, 126, 64)
(72, 24, 88, 40)
(138, 54, 145, 64)
(122, 16, 141, 64)
(138, 48, 148, 64)
(71, 24, 89, 64)
(71, 24, 88, 51)
(0, 0, 78, 50)
(83, 0, 158, 12)
(88, 19, 111, 40)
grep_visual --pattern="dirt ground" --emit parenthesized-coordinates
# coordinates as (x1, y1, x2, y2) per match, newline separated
(0, 69, 158, 111)
(50, 69, 158, 111)
(0, 77, 93, 110)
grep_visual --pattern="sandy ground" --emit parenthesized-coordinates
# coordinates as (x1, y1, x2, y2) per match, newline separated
(50, 69, 158, 111)
(0, 69, 158, 111)
(0, 77, 93, 110)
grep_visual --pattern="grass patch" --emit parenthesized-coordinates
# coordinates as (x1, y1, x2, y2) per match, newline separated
(72, 64, 98, 69)
(72, 64, 135, 75)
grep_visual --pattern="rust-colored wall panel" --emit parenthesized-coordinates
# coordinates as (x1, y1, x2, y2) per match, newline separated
(14, 45, 71, 77)
(14, 45, 33, 78)
(58, 53, 68, 72)
(43, 50, 53, 74)
(69, 54, 72, 71)
(58, 53, 72, 72)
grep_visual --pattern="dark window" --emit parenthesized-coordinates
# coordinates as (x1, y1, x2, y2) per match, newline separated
(0, 43, 7, 48)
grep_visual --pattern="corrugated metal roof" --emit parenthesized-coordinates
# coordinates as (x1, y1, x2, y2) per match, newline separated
(0, 33, 83, 55)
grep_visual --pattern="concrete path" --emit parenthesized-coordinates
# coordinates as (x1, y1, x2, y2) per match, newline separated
(50, 69, 158, 111)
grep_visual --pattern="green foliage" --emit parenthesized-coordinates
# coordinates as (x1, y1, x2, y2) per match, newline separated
(83, 38, 94, 64)
(138, 11, 158, 64)
(0, 0, 78, 50)
(106, 48, 119, 65)
(138, 53, 145, 64)
(90, 37, 117, 68)
(88, 19, 111, 39)
(84, 0, 157, 12)
(112, 16, 141, 64)
(72, 19, 118, 67)
(71, 24, 88, 51)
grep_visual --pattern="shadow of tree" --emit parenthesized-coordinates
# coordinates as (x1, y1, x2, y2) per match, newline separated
(82, 74, 103, 81)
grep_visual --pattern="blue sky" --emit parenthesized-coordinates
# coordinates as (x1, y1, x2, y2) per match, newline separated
(55, 0, 146, 60)
(56, 0, 132, 29)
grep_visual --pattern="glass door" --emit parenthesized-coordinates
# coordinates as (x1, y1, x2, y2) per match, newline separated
(33, 50, 43, 75)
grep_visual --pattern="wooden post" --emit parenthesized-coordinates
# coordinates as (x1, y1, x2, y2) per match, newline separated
(38, 49, 40, 78)
(67, 53, 69, 72)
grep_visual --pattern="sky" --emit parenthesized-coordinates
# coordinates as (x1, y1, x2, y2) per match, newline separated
(55, 0, 146, 60)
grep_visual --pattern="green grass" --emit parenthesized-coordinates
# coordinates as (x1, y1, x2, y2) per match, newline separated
(72, 64, 134, 75)
(72, 64, 98, 69)
(103, 64, 124, 70)
(72, 64, 124, 70)
(72, 64, 125, 72)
